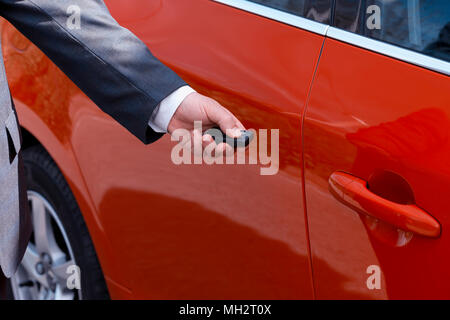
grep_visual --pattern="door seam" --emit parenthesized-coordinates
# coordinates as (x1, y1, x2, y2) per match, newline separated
(301, 33, 327, 300)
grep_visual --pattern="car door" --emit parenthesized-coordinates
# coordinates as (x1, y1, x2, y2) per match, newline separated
(70, 0, 328, 298)
(304, 0, 450, 299)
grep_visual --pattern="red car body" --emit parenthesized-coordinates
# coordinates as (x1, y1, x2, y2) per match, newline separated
(2, 0, 449, 299)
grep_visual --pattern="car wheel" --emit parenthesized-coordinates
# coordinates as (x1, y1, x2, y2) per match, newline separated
(8, 145, 109, 300)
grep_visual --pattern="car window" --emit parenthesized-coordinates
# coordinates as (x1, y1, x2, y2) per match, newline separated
(334, 0, 450, 62)
(248, 0, 333, 24)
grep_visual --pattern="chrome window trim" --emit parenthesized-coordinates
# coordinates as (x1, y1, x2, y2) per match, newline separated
(212, 0, 450, 75)
(212, 0, 329, 35)
(327, 27, 450, 76)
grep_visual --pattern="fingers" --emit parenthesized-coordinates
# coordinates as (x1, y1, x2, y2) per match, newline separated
(169, 93, 246, 158)
(205, 100, 245, 136)
(202, 134, 214, 150)
(202, 134, 233, 159)
(214, 142, 233, 158)
(169, 92, 245, 137)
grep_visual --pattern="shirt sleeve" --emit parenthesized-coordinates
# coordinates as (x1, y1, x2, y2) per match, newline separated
(149, 86, 196, 133)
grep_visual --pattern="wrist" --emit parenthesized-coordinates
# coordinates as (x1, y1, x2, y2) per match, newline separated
(148, 86, 196, 133)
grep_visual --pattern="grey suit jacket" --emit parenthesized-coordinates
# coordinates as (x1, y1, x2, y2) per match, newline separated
(0, 0, 186, 277)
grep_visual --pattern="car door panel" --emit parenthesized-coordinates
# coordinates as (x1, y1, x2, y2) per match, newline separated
(69, 0, 325, 298)
(304, 36, 450, 299)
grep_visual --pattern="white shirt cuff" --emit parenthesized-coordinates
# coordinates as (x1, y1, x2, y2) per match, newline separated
(148, 86, 196, 133)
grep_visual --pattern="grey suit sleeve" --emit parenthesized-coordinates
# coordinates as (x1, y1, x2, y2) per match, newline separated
(0, 0, 187, 144)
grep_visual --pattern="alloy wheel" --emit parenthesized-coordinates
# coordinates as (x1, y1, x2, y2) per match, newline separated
(10, 191, 80, 300)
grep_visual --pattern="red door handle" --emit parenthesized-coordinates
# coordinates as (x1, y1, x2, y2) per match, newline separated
(329, 172, 441, 238)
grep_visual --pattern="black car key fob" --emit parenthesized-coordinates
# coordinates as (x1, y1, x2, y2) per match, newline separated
(204, 127, 254, 149)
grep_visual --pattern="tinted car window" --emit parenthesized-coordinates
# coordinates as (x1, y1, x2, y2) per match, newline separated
(248, 0, 333, 24)
(334, 0, 450, 62)
(334, 0, 364, 33)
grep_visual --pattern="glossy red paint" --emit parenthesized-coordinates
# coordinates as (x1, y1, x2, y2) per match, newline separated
(2, 0, 325, 299)
(3, 0, 449, 300)
(304, 38, 450, 299)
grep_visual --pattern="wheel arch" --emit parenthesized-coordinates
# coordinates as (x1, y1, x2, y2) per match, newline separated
(16, 100, 130, 297)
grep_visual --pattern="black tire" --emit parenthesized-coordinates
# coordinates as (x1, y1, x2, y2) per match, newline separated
(8, 145, 109, 300)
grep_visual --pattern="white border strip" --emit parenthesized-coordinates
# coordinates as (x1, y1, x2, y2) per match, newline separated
(212, 0, 328, 35)
(212, 0, 450, 75)
(327, 27, 450, 76)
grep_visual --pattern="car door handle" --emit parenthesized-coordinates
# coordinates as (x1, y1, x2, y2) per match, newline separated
(329, 172, 441, 238)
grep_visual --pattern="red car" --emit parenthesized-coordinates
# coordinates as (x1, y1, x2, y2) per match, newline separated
(2, 0, 449, 299)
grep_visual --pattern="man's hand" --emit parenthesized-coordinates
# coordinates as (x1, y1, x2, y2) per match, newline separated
(168, 92, 245, 155)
